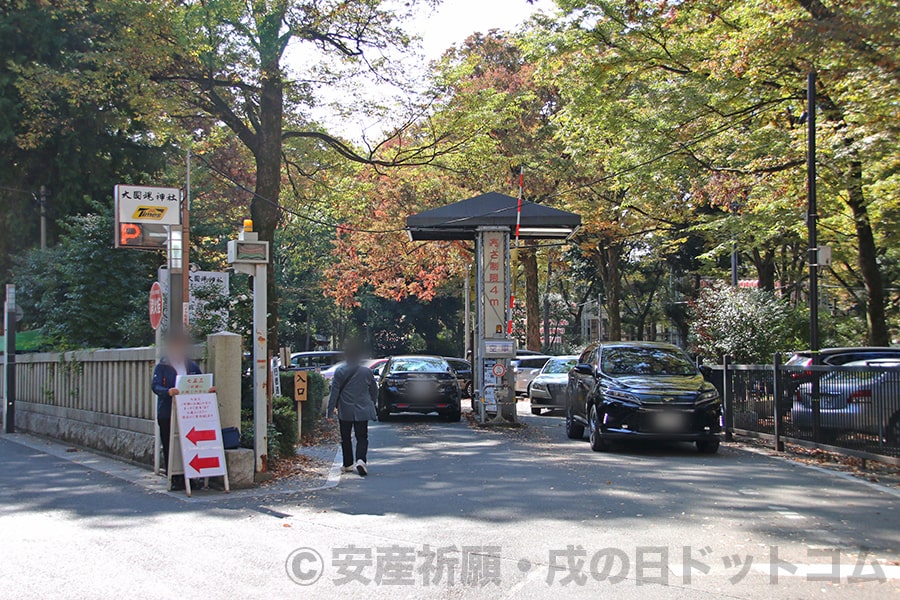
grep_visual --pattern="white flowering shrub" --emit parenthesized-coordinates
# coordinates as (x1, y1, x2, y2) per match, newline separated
(688, 283, 803, 364)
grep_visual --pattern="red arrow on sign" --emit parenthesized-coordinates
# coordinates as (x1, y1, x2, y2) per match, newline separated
(185, 426, 216, 446)
(188, 455, 221, 472)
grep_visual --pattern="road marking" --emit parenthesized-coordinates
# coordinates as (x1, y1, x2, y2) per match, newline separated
(322, 447, 344, 489)
(768, 505, 806, 520)
(751, 564, 900, 579)
(503, 563, 547, 599)
(668, 563, 900, 580)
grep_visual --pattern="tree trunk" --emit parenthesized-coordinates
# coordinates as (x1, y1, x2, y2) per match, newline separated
(598, 244, 623, 341)
(752, 248, 776, 292)
(542, 251, 552, 349)
(250, 57, 284, 355)
(846, 159, 889, 345)
(523, 248, 541, 351)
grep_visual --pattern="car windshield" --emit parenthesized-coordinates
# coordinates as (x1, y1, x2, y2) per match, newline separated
(544, 358, 577, 374)
(389, 358, 449, 374)
(601, 347, 697, 376)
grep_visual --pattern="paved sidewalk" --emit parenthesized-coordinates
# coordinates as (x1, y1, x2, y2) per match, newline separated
(2, 433, 342, 503)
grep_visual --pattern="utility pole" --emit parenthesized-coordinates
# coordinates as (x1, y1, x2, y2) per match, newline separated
(4, 285, 15, 433)
(182, 149, 191, 330)
(730, 202, 739, 287)
(807, 70, 822, 443)
(39, 185, 48, 250)
(807, 70, 819, 354)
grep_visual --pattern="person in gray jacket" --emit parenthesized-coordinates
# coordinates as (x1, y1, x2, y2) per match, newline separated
(326, 341, 378, 476)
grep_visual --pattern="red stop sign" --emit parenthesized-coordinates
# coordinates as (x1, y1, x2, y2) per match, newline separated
(149, 282, 163, 330)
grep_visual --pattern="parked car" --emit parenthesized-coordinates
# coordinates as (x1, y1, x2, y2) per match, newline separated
(444, 357, 474, 398)
(284, 351, 344, 372)
(566, 342, 723, 453)
(515, 349, 546, 357)
(791, 359, 900, 445)
(783, 347, 900, 406)
(529, 355, 578, 414)
(378, 356, 462, 421)
(786, 347, 900, 368)
(513, 355, 551, 396)
(365, 358, 389, 380)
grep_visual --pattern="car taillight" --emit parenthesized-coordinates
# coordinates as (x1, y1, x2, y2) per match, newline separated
(848, 390, 872, 404)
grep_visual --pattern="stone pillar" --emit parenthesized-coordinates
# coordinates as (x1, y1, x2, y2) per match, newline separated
(206, 332, 242, 430)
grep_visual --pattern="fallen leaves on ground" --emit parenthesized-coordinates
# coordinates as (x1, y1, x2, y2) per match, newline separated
(738, 436, 900, 488)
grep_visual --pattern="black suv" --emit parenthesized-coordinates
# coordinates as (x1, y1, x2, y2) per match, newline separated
(566, 342, 723, 453)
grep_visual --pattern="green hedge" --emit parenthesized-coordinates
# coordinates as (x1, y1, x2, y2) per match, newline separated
(239, 371, 328, 457)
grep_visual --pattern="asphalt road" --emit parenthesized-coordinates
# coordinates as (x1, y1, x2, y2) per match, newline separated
(1, 402, 898, 599)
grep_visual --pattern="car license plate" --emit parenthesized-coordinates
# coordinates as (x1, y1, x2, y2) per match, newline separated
(410, 381, 433, 396)
(654, 411, 685, 431)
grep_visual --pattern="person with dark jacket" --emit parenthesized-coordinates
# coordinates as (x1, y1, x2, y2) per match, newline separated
(327, 341, 378, 476)
(151, 332, 210, 482)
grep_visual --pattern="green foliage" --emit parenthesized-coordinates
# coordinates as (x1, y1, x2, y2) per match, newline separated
(14, 210, 157, 349)
(240, 395, 302, 460)
(271, 395, 299, 458)
(688, 283, 805, 363)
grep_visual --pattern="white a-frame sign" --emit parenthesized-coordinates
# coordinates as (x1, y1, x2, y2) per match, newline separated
(168, 375, 229, 497)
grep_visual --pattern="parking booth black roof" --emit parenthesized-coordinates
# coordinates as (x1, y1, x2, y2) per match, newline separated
(406, 192, 581, 241)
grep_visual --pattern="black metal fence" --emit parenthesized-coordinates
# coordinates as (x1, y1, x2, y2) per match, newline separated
(709, 356, 900, 465)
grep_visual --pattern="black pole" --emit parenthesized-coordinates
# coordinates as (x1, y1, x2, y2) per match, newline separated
(730, 246, 739, 287)
(807, 70, 821, 442)
(807, 70, 819, 353)
(4, 284, 15, 433)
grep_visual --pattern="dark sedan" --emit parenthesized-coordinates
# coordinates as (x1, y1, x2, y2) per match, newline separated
(566, 342, 723, 453)
(378, 356, 462, 421)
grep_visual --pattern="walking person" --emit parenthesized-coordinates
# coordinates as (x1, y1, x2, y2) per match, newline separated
(326, 341, 378, 476)
(151, 331, 213, 489)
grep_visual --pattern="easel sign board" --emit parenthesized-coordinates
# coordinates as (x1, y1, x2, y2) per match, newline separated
(172, 393, 228, 483)
(176, 373, 213, 395)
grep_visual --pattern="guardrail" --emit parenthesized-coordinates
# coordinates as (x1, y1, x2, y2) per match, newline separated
(708, 357, 900, 466)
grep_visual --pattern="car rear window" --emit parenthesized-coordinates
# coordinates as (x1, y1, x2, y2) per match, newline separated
(389, 358, 450, 374)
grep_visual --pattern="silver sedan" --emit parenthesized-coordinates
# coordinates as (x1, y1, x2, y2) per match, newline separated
(792, 359, 900, 444)
(528, 356, 579, 415)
